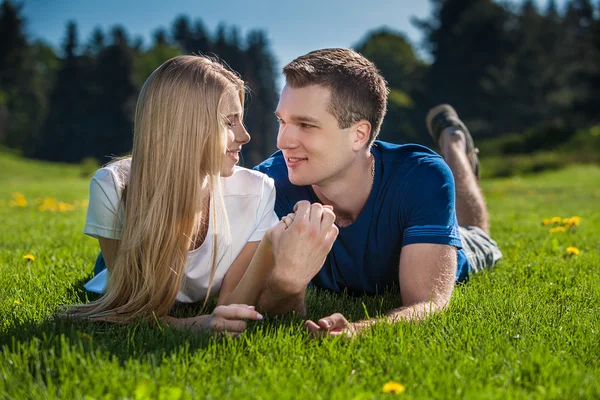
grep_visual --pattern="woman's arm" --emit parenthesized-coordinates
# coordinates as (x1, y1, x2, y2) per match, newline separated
(217, 235, 275, 306)
(98, 237, 120, 270)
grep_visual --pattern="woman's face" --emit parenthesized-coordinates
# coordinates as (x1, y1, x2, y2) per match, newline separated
(220, 91, 250, 177)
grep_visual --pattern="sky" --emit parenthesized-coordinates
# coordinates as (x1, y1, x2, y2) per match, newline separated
(21, 0, 568, 72)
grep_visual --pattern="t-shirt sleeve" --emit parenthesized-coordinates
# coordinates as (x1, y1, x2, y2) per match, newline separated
(248, 175, 280, 242)
(401, 158, 463, 248)
(253, 162, 295, 218)
(83, 169, 124, 240)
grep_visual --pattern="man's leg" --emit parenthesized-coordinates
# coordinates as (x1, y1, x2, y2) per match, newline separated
(426, 105, 489, 234)
(426, 105, 501, 273)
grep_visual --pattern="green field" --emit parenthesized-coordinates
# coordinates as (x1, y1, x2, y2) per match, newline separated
(1, 150, 599, 399)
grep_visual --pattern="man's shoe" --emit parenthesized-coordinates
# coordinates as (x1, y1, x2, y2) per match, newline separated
(426, 104, 480, 180)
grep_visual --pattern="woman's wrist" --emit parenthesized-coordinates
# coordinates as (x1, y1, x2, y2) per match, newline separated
(162, 314, 210, 331)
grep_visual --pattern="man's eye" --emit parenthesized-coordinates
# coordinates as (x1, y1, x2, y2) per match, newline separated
(300, 123, 315, 129)
(276, 117, 284, 125)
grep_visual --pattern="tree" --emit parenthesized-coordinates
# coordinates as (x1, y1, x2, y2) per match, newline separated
(87, 26, 137, 161)
(0, 0, 39, 150)
(354, 28, 427, 144)
(242, 30, 279, 165)
(37, 21, 92, 161)
(415, 0, 515, 137)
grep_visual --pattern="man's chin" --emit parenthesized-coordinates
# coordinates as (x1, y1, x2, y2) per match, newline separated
(288, 172, 314, 186)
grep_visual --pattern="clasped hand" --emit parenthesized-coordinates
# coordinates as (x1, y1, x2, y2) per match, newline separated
(268, 201, 339, 293)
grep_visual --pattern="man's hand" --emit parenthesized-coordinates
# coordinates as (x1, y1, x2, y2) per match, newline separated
(269, 201, 339, 294)
(304, 313, 357, 338)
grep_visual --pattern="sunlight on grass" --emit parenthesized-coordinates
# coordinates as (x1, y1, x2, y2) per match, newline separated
(0, 155, 599, 399)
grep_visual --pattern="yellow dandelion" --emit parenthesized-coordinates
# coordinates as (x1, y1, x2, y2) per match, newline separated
(542, 218, 552, 226)
(23, 254, 35, 261)
(9, 193, 28, 208)
(382, 382, 406, 394)
(551, 217, 562, 224)
(549, 226, 566, 233)
(39, 197, 58, 212)
(566, 247, 580, 255)
(14, 299, 21, 305)
(58, 202, 75, 212)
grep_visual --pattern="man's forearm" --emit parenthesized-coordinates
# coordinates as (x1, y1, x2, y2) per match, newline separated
(350, 301, 447, 333)
(257, 277, 307, 316)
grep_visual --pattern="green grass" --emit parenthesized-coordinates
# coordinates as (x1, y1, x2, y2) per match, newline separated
(1, 152, 599, 399)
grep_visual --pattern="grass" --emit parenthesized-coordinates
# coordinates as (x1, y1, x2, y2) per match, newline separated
(0, 151, 599, 399)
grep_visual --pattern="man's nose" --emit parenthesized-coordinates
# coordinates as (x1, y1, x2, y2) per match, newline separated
(276, 124, 296, 150)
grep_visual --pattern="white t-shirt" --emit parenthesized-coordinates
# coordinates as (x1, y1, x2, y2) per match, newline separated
(83, 158, 279, 303)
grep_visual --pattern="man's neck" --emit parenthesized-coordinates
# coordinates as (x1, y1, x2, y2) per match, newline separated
(311, 152, 373, 227)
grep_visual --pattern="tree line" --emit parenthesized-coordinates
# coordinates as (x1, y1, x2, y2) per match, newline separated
(1, 0, 599, 165)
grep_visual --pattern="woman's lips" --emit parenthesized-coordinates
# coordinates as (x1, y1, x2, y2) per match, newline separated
(226, 149, 240, 163)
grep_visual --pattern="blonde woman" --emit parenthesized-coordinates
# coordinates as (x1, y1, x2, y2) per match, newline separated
(68, 55, 338, 333)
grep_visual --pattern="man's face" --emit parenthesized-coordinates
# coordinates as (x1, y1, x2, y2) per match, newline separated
(275, 84, 355, 186)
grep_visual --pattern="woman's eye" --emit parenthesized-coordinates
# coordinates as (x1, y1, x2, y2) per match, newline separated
(227, 120, 236, 128)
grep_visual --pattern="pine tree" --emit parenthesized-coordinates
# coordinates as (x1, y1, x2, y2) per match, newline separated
(37, 21, 91, 161)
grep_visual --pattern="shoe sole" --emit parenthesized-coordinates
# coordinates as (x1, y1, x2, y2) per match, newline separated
(426, 104, 480, 180)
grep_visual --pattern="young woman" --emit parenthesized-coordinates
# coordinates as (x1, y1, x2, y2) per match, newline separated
(67, 55, 295, 333)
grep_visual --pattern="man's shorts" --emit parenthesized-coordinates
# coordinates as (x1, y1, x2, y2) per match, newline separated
(459, 226, 502, 274)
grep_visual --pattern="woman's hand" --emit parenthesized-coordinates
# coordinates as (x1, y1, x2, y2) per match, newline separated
(164, 304, 263, 333)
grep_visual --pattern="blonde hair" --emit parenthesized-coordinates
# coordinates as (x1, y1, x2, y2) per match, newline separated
(69, 55, 245, 322)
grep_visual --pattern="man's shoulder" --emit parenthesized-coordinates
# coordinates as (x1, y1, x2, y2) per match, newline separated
(253, 150, 298, 191)
(375, 141, 442, 163)
(254, 150, 287, 176)
(375, 141, 448, 180)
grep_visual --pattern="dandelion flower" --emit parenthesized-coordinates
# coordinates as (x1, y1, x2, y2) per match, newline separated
(542, 218, 552, 226)
(14, 299, 20, 305)
(58, 202, 75, 212)
(566, 247, 580, 255)
(23, 254, 35, 261)
(551, 217, 562, 224)
(9, 193, 28, 207)
(382, 382, 406, 394)
(549, 226, 566, 233)
(39, 197, 58, 212)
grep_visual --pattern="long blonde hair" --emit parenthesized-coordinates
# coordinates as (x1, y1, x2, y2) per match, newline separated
(69, 55, 245, 322)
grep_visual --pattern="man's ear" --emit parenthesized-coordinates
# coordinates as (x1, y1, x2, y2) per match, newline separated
(352, 120, 372, 151)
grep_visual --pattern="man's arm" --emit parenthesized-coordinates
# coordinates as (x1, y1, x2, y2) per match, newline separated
(305, 243, 457, 336)
(257, 276, 308, 316)
(256, 201, 338, 316)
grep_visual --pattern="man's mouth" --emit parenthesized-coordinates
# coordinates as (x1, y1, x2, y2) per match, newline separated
(286, 157, 307, 167)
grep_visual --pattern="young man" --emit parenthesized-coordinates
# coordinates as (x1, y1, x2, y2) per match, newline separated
(254, 48, 502, 337)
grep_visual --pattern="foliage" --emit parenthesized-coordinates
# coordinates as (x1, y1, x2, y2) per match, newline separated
(1, 0, 600, 164)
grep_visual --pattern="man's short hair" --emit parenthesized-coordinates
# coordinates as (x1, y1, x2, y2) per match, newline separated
(283, 48, 389, 143)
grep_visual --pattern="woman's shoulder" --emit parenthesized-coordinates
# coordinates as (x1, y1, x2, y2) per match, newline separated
(91, 158, 131, 189)
(222, 166, 274, 196)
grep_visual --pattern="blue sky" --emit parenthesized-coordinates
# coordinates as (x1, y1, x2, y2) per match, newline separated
(22, 0, 567, 70)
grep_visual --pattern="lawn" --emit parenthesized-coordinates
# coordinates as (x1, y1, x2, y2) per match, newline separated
(1, 150, 599, 399)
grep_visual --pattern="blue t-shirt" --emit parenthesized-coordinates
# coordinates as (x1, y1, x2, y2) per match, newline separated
(254, 141, 470, 295)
